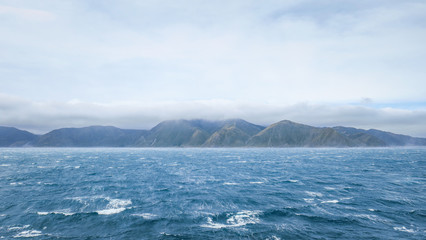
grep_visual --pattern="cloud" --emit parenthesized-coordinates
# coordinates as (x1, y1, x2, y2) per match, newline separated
(1, 93, 425, 137)
(0, 0, 425, 104)
(0, 1, 425, 136)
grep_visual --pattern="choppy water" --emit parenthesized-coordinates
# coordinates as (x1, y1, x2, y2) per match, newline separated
(0, 148, 425, 239)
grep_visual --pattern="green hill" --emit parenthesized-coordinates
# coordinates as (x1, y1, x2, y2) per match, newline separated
(1, 119, 425, 147)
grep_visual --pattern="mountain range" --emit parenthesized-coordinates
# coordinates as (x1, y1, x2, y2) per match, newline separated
(1, 119, 426, 147)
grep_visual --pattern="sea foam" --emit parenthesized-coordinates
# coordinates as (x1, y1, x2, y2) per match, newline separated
(131, 213, 158, 219)
(13, 230, 42, 238)
(97, 208, 127, 215)
(321, 200, 339, 204)
(201, 210, 261, 229)
(305, 191, 323, 197)
(394, 226, 416, 233)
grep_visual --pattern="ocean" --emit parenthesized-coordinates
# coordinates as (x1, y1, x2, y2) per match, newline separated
(0, 148, 425, 239)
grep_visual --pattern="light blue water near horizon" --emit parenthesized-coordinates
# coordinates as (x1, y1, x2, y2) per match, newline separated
(0, 148, 425, 239)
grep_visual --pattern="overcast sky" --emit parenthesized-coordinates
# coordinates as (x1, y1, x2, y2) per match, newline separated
(1, 0, 426, 136)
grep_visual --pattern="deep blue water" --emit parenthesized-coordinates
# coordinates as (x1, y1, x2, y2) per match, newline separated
(0, 148, 425, 239)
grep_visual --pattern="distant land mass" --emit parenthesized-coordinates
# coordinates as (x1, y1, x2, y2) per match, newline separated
(1, 119, 426, 147)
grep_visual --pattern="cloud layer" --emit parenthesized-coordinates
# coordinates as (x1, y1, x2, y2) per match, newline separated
(1, 94, 425, 137)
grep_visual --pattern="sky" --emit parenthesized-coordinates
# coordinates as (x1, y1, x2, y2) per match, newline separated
(1, 0, 426, 137)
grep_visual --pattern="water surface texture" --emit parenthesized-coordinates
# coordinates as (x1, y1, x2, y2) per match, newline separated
(0, 148, 425, 239)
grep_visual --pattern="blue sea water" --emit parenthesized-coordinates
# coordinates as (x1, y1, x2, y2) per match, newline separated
(0, 148, 425, 239)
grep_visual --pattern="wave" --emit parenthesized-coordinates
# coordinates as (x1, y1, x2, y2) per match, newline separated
(10, 182, 23, 186)
(354, 214, 383, 222)
(261, 208, 298, 218)
(200, 210, 261, 229)
(321, 200, 339, 204)
(37, 196, 132, 216)
(131, 213, 158, 219)
(97, 207, 127, 215)
(13, 230, 43, 238)
(7, 225, 30, 231)
(37, 211, 74, 216)
(36, 166, 50, 169)
(305, 191, 323, 197)
(266, 236, 281, 240)
(394, 226, 416, 233)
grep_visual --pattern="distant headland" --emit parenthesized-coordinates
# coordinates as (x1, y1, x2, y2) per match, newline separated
(1, 119, 426, 147)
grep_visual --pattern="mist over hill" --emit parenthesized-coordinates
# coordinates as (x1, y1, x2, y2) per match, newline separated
(1, 119, 425, 147)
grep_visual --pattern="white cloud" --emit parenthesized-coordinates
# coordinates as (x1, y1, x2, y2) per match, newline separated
(1, 94, 425, 137)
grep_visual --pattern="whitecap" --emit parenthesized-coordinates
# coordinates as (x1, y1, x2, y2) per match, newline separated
(13, 230, 42, 238)
(368, 209, 376, 212)
(201, 210, 261, 229)
(227, 210, 260, 226)
(355, 214, 377, 221)
(223, 182, 239, 185)
(59, 196, 132, 216)
(288, 180, 298, 183)
(324, 187, 336, 190)
(267, 236, 281, 240)
(106, 198, 132, 208)
(74, 166, 80, 169)
(8, 225, 30, 231)
(394, 226, 415, 233)
(131, 213, 157, 219)
(0, 164, 11, 167)
(305, 191, 323, 197)
(97, 207, 126, 215)
(201, 217, 226, 229)
(10, 182, 23, 186)
(96, 197, 132, 215)
(249, 181, 264, 184)
(321, 200, 339, 204)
